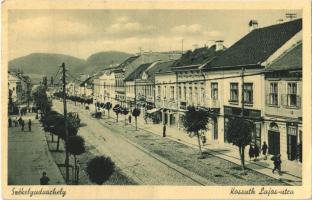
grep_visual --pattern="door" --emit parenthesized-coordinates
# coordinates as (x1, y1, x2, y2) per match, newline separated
(268, 130, 280, 155)
(287, 135, 297, 160)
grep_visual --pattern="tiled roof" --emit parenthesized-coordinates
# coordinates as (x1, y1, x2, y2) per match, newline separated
(266, 42, 302, 71)
(124, 62, 153, 81)
(173, 45, 219, 69)
(203, 19, 302, 69)
(146, 60, 176, 79)
(114, 55, 140, 71)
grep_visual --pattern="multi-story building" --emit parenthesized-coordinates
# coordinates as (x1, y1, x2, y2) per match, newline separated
(8, 72, 31, 105)
(201, 18, 302, 146)
(93, 68, 117, 105)
(264, 41, 302, 163)
(114, 52, 181, 107)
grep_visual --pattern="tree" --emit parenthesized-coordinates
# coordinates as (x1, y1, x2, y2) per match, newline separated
(105, 102, 112, 118)
(182, 106, 209, 158)
(86, 156, 115, 185)
(226, 117, 252, 173)
(42, 76, 48, 89)
(113, 104, 122, 122)
(132, 107, 141, 131)
(122, 107, 129, 126)
(32, 85, 51, 116)
(50, 76, 54, 85)
(66, 136, 86, 184)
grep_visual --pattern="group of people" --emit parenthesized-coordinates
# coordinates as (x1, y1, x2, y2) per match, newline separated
(8, 116, 32, 132)
(248, 142, 282, 175)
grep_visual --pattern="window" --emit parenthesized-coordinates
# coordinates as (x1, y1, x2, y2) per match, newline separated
(269, 82, 278, 105)
(157, 86, 161, 98)
(189, 87, 193, 102)
(230, 83, 239, 102)
(170, 86, 175, 99)
(201, 85, 205, 103)
(243, 83, 253, 104)
(183, 86, 187, 100)
(178, 86, 182, 99)
(163, 86, 167, 99)
(194, 87, 198, 104)
(211, 83, 218, 100)
(287, 82, 297, 106)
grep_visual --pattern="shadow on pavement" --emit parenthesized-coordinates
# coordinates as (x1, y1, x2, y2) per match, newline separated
(245, 161, 270, 169)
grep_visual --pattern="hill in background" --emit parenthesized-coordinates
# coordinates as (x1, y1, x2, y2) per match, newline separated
(9, 51, 132, 83)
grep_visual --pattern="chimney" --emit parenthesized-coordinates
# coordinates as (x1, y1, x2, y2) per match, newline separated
(276, 19, 284, 24)
(285, 13, 297, 21)
(248, 20, 258, 32)
(215, 40, 224, 51)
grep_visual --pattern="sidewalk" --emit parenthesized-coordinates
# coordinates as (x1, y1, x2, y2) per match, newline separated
(71, 101, 302, 185)
(8, 113, 65, 185)
(133, 116, 302, 186)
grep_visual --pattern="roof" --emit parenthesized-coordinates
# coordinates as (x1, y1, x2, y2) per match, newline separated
(203, 19, 302, 69)
(80, 76, 94, 87)
(124, 62, 153, 81)
(146, 60, 176, 79)
(114, 55, 140, 72)
(172, 45, 220, 69)
(266, 42, 302, 71)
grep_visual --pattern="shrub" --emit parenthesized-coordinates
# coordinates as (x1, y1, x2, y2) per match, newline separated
(86, 156, 115, 185)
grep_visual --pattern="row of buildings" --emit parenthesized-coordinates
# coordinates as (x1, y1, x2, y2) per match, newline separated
(8, 71, 32, 109)
(68, 18, 303, 164)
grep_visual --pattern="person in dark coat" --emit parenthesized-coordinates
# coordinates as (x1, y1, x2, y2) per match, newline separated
(254, 144, 260, 161)
(128, 115, 132, 124)
(14, 118, 18, 127)
(40, 171, 50, 185)
(261, 142, 268, 160)
(28, 119, 32, 132)
(18, 117, 22, 126)
(8, 117, 12, 127)
(248, 144, 255, 161)
(163, 124, 166, 137)
(272, 154, 282, 175)
(21, 120, 25, 131)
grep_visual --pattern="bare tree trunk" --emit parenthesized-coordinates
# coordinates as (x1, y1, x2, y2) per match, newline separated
(51, 133, 54, 142)
(135, 117, 138, 131)
(116, 114, 118, 122)
(74, 155, 77, 184)
(239, 146, 245, 173)
(196, 132, 202, 156)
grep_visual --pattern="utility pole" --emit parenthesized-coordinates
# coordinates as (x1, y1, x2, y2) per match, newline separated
(61, 62, 70, 184)
(241, 67, 245, 118)
(181, 39, 184, 54)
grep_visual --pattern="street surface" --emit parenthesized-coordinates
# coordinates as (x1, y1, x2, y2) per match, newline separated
(8, 113, 65, 185)
(53, 100, 206, 185)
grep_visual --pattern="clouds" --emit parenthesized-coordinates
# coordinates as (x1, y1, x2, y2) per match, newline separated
(105, 17, 156, 36)
(171, 23, 221, 39)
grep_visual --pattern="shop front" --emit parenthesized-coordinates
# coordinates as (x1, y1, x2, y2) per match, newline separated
(224, 106, 262, 147)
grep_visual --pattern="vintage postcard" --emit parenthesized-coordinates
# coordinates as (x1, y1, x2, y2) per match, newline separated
(1, 0, 311, 199)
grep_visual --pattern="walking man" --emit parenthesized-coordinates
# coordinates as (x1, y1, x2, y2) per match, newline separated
(40, 171, 50, 185)
(261, 142, 268, 160)
(8, 117, 12, 127)
(254, 144, 260, 161)
(128, 115, 132, 124)
(21, 120, 25, 131)
(28, 119, 32, 132)
(272, 154, 282, 175)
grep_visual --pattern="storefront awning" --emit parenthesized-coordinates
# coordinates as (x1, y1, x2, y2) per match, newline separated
(146, 108, 161, 114)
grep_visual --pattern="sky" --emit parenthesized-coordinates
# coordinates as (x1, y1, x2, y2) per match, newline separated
(8, 9, 302, 60)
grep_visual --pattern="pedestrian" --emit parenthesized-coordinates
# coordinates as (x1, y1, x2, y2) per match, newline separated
(40, 171, 50, 185)
(21, 120, 25, 131)
(261, 142, 268, 160)
(254, 144, 260, 161)
(14, 119, 18, 127)
(28, 119, 32, 132)
(18, 116, 22, 126)
(128, 115, 132, 124)
(163, 124, 166, 137)
(272, 154, 282, 175)
(248, 144, 255, 161)
(8, 117, 12, 127)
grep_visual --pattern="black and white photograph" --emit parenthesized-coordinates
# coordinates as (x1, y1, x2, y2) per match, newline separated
(2, 0, 311, 199)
